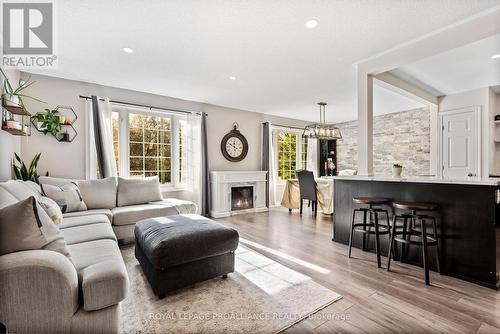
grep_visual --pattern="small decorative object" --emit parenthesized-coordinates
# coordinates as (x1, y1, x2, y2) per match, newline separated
(392, 163, 403, 178)
(221, 122, 249, 162)
(12, 152, 42, 183)
(58, 115, 66, 124)
(495, 115, 500, 122)
(62, 130, 69, 142)
(6, 120, 20, 130)
(302, 102, 342, 140)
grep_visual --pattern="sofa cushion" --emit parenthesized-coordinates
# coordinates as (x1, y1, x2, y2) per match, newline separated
(117, 177, 162, 207)
(60, 213, 111, 229)
(0, 186, 17, 209)
(61, 223, 116, 245)
(38, 176, 75, 187)
(68, 239, 128, 311)
(111, 203, 178, 226)
(0, 197, 71, 258)
(134, 214, 239, 269)
(41, 183, 88, 213)
(77, 177, 117, 209)
(0, 180, 40, 200)
(63, 209, 113, 222)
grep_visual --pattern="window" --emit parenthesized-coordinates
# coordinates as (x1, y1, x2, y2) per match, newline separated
(128, 113, 172, 183)
(276, 131, 308, 181)
(93, 106, 188, 188)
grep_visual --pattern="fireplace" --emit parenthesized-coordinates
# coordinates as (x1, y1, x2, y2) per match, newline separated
(231, 186, 254, 211)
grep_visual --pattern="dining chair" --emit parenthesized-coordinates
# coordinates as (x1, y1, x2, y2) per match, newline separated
(296, 169, 318, 217)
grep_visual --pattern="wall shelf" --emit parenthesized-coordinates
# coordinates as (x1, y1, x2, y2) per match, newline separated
(1, 126, 29, 136)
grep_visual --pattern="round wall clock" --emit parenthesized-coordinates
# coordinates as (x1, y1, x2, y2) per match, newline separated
(221, 122, 249, 162)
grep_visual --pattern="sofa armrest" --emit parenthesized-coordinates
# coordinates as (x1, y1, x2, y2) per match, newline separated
(81, 260, 129, 311)
(0, 250, 79, 333)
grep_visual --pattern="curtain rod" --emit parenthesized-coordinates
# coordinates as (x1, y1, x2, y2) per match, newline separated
(267, 123, 305, 131)
(79, 95, 193, 115)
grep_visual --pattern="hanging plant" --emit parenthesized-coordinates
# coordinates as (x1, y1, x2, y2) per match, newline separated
(32, 108, 65, 140)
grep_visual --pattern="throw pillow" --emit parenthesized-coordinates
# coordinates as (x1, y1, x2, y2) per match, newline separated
(41, 182, 87, 213)
(0, 196, 71, 258)
(37, 196, 63, 225)
(117, 176, 162, 206)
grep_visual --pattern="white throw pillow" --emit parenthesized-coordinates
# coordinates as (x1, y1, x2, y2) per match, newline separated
(41, 182, 87, 213)
(37, 196, 63, 225)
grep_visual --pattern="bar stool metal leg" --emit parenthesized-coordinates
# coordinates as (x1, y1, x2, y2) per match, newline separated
(387, 215, 398, 272)
(348, 209, 357, 258)
(431, 217, 441, 274)
(421, 219, 430, 285)
(362, 209, 367, 251)
(374, 211, 381, 268)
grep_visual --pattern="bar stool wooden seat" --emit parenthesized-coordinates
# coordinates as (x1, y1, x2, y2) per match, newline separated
(387, 200, 441, 285)
(348, 197, 391, 268)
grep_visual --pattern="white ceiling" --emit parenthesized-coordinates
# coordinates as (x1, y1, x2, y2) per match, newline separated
(26, 0, 500, 122)
(390, 33, 500, 96)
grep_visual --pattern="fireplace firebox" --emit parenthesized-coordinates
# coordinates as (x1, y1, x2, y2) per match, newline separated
(231, 186, 254, 211)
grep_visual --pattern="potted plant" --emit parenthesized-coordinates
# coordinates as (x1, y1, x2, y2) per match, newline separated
(392, 163, 403, 178)
(12, 152, 42, 183)
(0, 68, 45, 108)
(32, 108, 65, 141)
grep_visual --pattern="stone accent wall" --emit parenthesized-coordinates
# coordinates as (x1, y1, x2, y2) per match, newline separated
(335, 107, 430, 176)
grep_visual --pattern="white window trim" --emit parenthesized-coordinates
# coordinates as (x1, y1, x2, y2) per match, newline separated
(86, 103, 187, 190)
(274, 128, 307, 184)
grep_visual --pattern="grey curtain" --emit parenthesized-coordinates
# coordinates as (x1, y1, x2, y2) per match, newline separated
(91, 96, 105, 178)
(201, 112, 210, 216)
(262, 122, 270, 207)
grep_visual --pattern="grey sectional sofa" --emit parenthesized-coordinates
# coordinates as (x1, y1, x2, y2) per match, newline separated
(0, 178, 197, 333)
(38, 176, 198, 240)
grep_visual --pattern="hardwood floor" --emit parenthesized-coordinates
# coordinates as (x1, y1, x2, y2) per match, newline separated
(215, 208, 500, 334)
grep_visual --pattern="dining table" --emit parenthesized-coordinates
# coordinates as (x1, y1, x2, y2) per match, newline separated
(280, 177, 334, 214)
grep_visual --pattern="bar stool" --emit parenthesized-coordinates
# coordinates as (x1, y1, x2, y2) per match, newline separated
(348, 197, 391, 268)
(387, 201, 441, 285)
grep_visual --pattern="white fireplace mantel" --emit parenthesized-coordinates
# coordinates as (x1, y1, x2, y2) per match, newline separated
(210, 171, 268, 218)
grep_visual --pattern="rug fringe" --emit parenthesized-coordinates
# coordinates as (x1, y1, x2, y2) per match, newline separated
(275, 294, 343, 333)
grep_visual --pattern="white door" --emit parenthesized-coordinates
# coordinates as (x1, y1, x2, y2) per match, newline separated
(441, 108, 479, 178)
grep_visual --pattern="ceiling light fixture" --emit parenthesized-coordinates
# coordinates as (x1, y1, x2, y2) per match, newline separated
(122, 47, 134, 54)
(229, 76, 236, 80)
(305, 19, 319, 29)
(303, 102, 342, 139)
(492, 54, 500, 59)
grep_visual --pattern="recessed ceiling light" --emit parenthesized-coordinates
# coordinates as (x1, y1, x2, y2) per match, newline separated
(229, 76, 236, 81)
(122, 47, 134, 54)
(305, 19, 318, 29)
(492, 54, 500, 59)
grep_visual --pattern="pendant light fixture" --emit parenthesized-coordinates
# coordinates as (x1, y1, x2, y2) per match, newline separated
(303, 102, 342, 139)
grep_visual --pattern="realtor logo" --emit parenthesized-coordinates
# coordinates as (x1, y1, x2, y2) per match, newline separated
(1, 0, 57, 68)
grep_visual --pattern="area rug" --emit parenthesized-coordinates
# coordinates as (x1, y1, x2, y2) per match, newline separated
(119, 244, 342, 334)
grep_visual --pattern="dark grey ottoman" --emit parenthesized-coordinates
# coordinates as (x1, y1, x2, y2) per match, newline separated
(134, 214, 239, 298)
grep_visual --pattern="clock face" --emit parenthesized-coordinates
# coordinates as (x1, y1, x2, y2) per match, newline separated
(225, 136, 244, 158)
(221, 129, 248, 162)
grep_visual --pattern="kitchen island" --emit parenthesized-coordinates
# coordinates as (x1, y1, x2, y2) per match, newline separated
(333, 176, 500, 288)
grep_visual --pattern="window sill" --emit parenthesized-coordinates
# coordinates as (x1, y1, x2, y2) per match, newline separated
(160, 185, 189, 193)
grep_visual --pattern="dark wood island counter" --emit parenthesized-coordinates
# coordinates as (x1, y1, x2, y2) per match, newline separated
(333, 176, 500, 288)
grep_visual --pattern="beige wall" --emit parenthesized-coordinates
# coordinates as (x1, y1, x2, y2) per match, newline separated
(18, 73, 308, 195)
(0, 69, 21, 181)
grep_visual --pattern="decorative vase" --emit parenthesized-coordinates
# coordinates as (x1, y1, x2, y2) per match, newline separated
(392, 166, 402, 178)
(2, 94, 21, 107)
